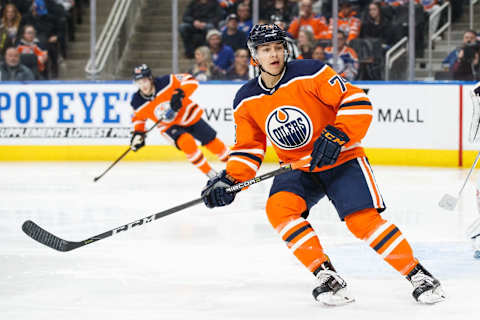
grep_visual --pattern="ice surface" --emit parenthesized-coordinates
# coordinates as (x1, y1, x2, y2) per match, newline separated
(1, 161, 479, 319)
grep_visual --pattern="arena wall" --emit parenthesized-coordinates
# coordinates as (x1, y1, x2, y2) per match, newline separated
(0, 80, 477, 167)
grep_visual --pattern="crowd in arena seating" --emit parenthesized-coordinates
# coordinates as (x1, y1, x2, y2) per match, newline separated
(180, 0, 478, 81)
(0, 0, 88, 80)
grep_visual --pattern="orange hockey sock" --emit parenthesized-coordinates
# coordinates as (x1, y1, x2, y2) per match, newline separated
(266, 191, 329, 273)
(205, 137, 229, 162)
(177, 133, 212, 175)
(345, 208, 418, 275)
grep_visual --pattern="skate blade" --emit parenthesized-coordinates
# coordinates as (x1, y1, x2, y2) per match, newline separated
(438, 194, 457, 211)
(316, 290, 355, 307)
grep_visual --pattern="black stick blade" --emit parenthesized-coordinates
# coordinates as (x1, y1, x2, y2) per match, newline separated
(22, 220, 77, 252)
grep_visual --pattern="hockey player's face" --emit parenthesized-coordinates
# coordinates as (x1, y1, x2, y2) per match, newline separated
(135, 78, 153, 94)
(256, 42, 285, 74)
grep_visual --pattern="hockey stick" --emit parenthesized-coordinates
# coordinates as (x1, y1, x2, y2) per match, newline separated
(439, 150, 480, 210)
(466, 216, 480, 240)
(22, 158, 311, 252)
(93, 117, 164, 182)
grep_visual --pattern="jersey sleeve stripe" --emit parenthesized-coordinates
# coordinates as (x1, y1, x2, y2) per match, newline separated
(340, 92, 368, 104)
(180, 105, 202, 125)
(180, 102, 198, 122)
(339, 100, 372, 109)
(229, 152, 262, 166)
(181, 80, 198, 86)
(341, 142, 361, 152)
(337, 109, 373, 116)
(228, 156, 259, 172)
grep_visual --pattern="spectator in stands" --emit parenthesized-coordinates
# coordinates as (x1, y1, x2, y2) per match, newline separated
(16, 24, 47, 75)
(328, 0, 361, 43)
(359, 1, 395, 48)
(0, 46, 35, 80)
(207, 28, 234, 73)
(325, 30, 359, 80)
(19, 0, 61, 78)
(382, 0, 407, 6)
(179, 0, 224, 59)
(222, 14, 247, 52)
(418, 0, 441, 36)
(288, 0, 328, 40)
(443, 30, 478, 72)
(188, 45, 222, 81)
(1, 3, 22, 46)
(54, 0, 75, 42)
(452, 43, 479, 81)
(311, 43, 326, 61)
(261, 0, 296, 24)
(297, 28, 315, 59)
(224, 48, 249, 80)
(447, 0, 466, 23)
(218, 0, 238, 15)
(0, 25, 10, 56)
(236, 2, 253, 35)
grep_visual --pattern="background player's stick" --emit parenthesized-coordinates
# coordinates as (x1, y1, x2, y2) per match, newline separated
(93, 117, 164, 182)
(23, 158, 311, 252)
(439, 150, 480, 210)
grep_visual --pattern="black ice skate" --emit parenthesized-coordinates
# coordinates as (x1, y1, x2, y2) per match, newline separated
(406, 263, 445, 304)
(312, 260, 354, 306)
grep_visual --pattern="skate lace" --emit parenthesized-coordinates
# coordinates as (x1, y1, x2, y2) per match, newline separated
(410, 270, 434, 288)
(317, 270, 346, 287)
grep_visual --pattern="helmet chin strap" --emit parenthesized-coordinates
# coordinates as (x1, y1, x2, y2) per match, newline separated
(258, 63, 286, 77)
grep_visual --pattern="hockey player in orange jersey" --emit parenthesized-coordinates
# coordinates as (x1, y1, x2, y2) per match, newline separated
(129, 64, 229, 178)
(201, 24, 445, 305)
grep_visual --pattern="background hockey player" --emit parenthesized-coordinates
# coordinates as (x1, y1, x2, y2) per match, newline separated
(130, 64, 229, 178)
(201, 24, 445, 306)
(468, 82, 480, 259)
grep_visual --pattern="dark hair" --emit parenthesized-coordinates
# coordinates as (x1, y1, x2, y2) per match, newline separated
(21, 24, 35, 37)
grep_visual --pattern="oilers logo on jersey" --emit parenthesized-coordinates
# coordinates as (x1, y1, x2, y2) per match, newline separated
(266, 106, 312, 150)
(154, 101, 173, 122)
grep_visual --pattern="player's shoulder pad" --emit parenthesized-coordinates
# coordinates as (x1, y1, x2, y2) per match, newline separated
(281, 60, 327, 83)
(154, 75, 171, 91)
(130, 91, 145, 110)
(233, 78, 264, 111)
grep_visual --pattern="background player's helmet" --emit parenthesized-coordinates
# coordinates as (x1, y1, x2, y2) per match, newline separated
(247, 24, 288, 62)
(133, 64, 152, 80)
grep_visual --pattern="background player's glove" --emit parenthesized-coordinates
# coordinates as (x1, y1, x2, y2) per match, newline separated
(309, 125, 350, 171)
(201, 170, 236, 208)
(130, 131, 146, 151)
(170, 88, 185, 112)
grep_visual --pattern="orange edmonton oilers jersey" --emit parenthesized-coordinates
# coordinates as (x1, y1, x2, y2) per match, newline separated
(226, 59, 373, 183)
(130, 73, 202, 133)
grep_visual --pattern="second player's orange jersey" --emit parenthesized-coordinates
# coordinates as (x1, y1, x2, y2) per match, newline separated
(226, 60, 373, 182)
(130, 73, 202, 133)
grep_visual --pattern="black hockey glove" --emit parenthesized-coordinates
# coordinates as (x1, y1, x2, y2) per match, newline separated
(130, 131, 146, 151)
(170, 88, 185, 112)
(309, 125, 350, 171)
(201, 170, 236, 208)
